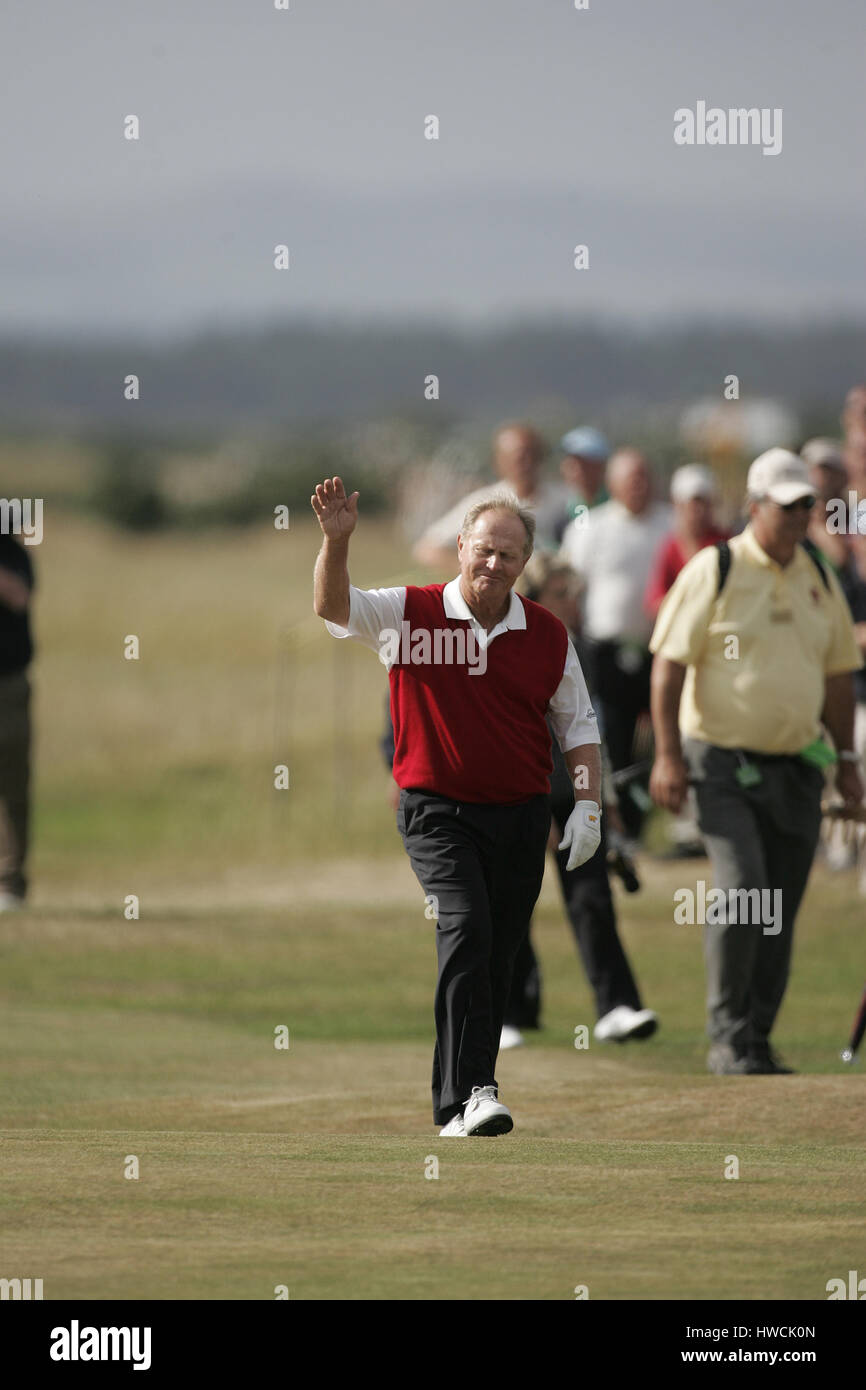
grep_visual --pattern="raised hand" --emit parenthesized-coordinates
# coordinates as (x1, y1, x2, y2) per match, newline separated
(311, 476, 360, 540)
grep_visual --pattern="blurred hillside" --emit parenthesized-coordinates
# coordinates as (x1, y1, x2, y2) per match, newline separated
(1, 318, 863, 435)
(3, 316, 863, 541)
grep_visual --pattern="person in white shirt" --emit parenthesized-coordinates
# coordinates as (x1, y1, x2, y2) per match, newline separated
(413, 422, 572, 570)
(559, 449, 672, 836)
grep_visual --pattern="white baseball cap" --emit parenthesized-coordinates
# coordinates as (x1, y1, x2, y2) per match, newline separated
(800, 437, 845, 472)
(670, 463, 716, 503)
(746, 448, 817, 505)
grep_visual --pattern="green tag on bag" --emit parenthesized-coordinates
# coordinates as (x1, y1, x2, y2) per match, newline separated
(799, 738, 838, 770)
(735, 760, 762, 788)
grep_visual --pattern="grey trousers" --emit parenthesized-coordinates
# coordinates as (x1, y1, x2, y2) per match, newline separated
(0, 669, 31, 899)
(682, 738, 823, 1052)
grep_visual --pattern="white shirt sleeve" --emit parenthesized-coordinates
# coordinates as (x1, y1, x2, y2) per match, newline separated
(324, 585, 407, 664)
(547, 642, 600, 751)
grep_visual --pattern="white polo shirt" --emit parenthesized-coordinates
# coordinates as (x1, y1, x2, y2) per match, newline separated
(559, 499, 673, 643)
(325, 577, 599, 753)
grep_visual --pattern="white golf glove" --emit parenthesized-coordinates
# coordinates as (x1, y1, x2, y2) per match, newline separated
(558, 800, 602, 871)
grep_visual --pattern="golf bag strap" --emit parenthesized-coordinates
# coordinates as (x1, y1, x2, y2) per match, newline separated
(716, 540, 731, 596)
(801, 537, 831, 591)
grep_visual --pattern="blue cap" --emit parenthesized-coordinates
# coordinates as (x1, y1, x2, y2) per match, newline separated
(559, 426, 610, 461)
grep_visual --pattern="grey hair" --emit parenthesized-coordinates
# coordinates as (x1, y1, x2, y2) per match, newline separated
(460, 492, 536, 557)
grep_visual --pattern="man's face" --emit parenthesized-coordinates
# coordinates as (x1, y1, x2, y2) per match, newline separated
(458, 510, 529, 606)
(609, 454, 652, 514)
(494, 429, 543, 493)
(561, 453, 604, 497)
(810, 462, 847, 508)
(750, 495, 813, 548)
(676, 496, 713, 535)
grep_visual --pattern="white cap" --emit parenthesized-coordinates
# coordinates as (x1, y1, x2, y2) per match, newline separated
(800, 437, 845, 472)
(670, 463, 716, 503)
(746, 448, 817, 505)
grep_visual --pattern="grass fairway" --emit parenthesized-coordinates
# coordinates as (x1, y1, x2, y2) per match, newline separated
(1, 862, 864, 1301)
(1, 514, 864, 1300)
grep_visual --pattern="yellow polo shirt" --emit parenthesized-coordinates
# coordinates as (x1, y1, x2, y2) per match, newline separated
(649, 525, 862, 753)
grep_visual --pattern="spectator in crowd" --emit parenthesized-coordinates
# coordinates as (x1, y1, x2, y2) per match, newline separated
(559, 448, 672, 838)
(801, 438, 850, 573)
(399, 470, 657, 1045)
(558, 426, 611, 528)
(0, 529, 35, 910)
(838, 391, 866, 738)
(645, 464, 727, 618)
(644, 463, 727, 856)
(842, 383, 866, 500)
(649, 448, 863, 1075)
(801, 437, 866, 882)
(413, 422, 571, 570)
(503, 553, 658, 1048)
(846, 532, 866, 894)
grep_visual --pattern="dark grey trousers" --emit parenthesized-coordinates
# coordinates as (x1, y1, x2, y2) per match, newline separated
(0, 669, 31, 900)
(683, 738, 823, 1053)
(397, 788, 550, 1125)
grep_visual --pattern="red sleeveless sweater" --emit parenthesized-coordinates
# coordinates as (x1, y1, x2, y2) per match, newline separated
(389, 583, 568, 804)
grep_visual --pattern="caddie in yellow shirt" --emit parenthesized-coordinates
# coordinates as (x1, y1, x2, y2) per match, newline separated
(649, 448, 864, 1075)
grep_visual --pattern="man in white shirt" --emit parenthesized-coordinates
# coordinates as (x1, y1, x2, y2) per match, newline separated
(413, 422, 572, 570)
(559, 449, 672, 836)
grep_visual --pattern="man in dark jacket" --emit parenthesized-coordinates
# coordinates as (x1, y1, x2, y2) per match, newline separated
(0, 528, 35, 909)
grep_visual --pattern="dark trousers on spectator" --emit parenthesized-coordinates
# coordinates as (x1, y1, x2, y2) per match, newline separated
(591, 640, 652, 838)
(0, 670, 31, 900)
(683, 738, 823, 1053)
(506, 795, 643, 1028)
(397, 787, 550, 1125)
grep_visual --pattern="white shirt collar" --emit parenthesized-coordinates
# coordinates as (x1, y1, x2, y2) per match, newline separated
(442, 576, 526, 644)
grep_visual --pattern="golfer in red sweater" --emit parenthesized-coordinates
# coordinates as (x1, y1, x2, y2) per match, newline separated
(312, 477, 601, 1136)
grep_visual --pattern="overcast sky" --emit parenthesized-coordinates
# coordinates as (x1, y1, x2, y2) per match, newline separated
(3, 0, 865, 336)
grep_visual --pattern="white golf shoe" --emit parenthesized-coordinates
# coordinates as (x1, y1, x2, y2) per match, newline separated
(462, 1085, 513, 1136)
(439, 1114, 467, 1137)
(499, 1024, 524, 1050)
(593, 1005, 658, 1042)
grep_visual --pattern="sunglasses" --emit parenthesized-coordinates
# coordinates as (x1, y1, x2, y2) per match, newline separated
(776, 496, 816, 512)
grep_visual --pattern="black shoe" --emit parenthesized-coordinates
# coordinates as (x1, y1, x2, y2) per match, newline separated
(707, 1042, 757, 1075)
(656, 841, 707, 861)
(748, 1043, 795, 1075)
